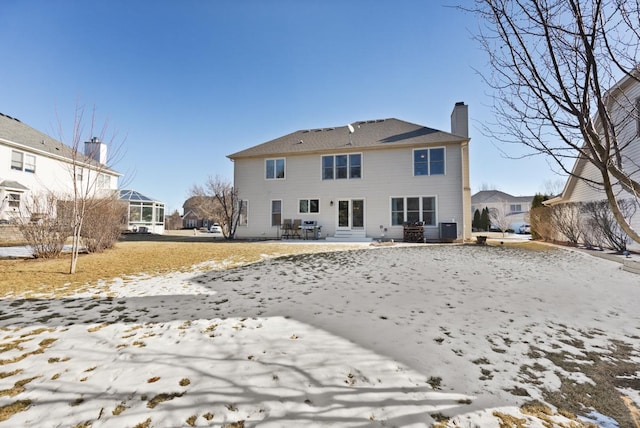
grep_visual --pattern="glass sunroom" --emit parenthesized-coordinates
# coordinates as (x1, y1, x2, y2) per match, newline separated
(119, 189, 165, 234)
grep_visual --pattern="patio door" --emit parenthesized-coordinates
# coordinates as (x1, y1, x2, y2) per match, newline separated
(337, 199, 364, 230)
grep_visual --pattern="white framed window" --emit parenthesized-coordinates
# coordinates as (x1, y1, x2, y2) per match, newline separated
(413, 147, 445, 176)
(24, 154, 36, 173)
(7, 193, 20, 208)
(391, 196, 437, 226)
(155, 205, 165, 226)
(266, 158, 285, 180)
(11, 151, 23, 170)
(238, 200, 248, 226)
(9, 151, 36, 173)
(299, 199, 319, 214)
(271, 200, 282, 226)
(97, 174, 110, 189)
(510, 204, 522, 213)
(322, 153, 362, 180)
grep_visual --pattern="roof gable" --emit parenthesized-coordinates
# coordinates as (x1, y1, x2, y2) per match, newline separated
(471, 190, 534, 204)
(228, 118, 467, 159)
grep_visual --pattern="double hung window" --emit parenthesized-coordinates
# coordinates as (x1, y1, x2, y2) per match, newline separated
(10, 151, 36, 173)
(271, 200, 282, 226)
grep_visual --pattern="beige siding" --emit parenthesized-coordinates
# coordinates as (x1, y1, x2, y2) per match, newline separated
(234, 142, 466, 240)
(557, 78, 640, 249)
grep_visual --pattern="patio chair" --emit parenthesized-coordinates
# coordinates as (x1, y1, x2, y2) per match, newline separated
(281, 219, 292, 239)
(291, 219, 302, 238)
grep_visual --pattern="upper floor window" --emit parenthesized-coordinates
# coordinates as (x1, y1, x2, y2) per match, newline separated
(322, 153, 361, 180)
(10, 151, 23, 170)
(391, 196, 436, 226)
(24, 154, 36, 173)
(10, 151, 36, 173)
(510, 204, 522, 213)
(266, 158, 285, 180)
(299, 199, 319, 214)
(413, 148, 445, 176)
(97, 174, 110, 189)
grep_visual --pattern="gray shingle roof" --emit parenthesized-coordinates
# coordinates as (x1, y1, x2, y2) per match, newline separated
(471, 190, 534, 204)
(227, 118, 467, 159)
(0, 180, 29, 191)
(0, 112, 119, 174)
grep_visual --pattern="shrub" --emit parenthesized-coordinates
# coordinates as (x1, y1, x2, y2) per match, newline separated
(581, 200, 633, 252)
(81, 198, 128, 253)
(17, 192, 71, 259)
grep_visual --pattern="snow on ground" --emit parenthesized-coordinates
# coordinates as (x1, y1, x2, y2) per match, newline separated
(0, 243, 639, 427)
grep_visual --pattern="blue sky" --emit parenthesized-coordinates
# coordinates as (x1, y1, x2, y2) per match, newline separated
(0, 0, 563, 213)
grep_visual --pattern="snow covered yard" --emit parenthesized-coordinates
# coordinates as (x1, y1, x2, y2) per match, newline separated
(0, 244, 639, 427)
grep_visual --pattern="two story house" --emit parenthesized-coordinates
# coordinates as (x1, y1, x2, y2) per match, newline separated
(227, 102, 472, 242)
(471, 190, 534, 231)
(0, 112, 120, 223)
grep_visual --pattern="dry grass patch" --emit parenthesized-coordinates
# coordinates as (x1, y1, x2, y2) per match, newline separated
(0, 240, 363, 297)
(147, 392, 185, 409)
(0, 399, 31, 422)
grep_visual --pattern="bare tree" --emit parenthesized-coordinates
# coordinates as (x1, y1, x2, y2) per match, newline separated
(190, 175, 244, 239)
(58, 104, 124, 273)
(489, 201, 511, 236)
(468, 0, 640, 244)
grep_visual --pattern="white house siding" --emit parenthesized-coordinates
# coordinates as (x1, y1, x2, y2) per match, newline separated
(233, 142, 465, 241)
(550, 74, 640, 250)
(1, 141, 118, 221)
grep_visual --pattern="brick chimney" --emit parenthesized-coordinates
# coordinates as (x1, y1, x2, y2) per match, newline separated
(450, 102, 468, 137)
(84, 137, 108, 164)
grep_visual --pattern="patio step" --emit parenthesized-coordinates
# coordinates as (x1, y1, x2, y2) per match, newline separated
(326, 230, 372, 242)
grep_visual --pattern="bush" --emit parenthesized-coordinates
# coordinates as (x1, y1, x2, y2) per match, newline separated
(529, 206, 554, 241)
(581, 200, 633, 252)
(81, 198, 128, 253)
(17, 192, 71, 259)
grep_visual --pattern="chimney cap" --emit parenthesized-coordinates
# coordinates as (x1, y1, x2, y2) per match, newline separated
(455, 101, 466, 106)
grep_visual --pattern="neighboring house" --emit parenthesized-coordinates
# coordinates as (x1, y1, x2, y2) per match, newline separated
(182, 196, 218, 229)
(119, 189, 165, 234)
(471, 190, 534, 231)
(227, 102, 472, 242)
(545, 71, 640, 250)
(0, 112, 120, 222)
